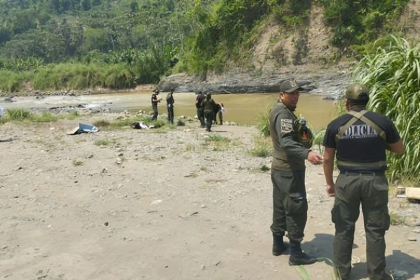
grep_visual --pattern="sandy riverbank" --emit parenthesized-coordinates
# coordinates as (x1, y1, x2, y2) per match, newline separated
(0, 116, 419, 280)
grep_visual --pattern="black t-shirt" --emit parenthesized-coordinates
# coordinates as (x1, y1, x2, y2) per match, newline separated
(151, 93, 158, 105)
(196, 94, 205, 109)
(166, 93, 174, 105)
(323, 111, 401, 172)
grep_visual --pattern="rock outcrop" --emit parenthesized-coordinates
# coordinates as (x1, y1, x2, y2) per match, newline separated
(158, 65, 351, 99)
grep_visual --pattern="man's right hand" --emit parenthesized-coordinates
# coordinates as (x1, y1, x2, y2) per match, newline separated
(326, 184, 335, 197)
(307, 151, 323, 165)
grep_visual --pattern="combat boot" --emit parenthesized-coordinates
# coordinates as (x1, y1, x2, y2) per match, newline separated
(288, 241, 317, 265)
(272, 233, 288, 256)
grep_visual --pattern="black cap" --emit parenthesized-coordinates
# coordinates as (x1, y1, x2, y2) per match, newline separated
(280, 79, 303, 93)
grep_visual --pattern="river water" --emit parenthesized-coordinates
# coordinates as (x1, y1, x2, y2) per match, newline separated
(1, 92, 338, 131)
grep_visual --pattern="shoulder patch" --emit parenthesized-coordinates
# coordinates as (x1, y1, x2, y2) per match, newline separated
(281, 119, 293, 133)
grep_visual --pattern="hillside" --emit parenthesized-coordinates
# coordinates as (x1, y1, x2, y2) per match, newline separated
(249, 1, 420, 74)
(1, 0, 420, 93)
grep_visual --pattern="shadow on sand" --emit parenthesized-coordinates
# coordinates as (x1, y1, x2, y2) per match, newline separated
(304, 234, 419, 280)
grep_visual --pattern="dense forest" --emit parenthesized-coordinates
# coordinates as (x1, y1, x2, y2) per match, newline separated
(0, 0, 412, 92)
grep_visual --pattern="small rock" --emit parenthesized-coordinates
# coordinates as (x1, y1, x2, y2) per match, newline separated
(391, 269, 408, 278)
(151, 199, 162, 205)
(407, 237, 417, 241)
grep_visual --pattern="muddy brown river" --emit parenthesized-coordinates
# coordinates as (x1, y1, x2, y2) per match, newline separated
(0, 92, 338, 130)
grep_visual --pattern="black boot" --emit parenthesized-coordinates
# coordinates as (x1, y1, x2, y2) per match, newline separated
(272, 233, 288, 256)
(288, 241, 317, 265)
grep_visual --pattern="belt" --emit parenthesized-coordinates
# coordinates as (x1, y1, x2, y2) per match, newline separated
(337, 160, 387, 168)
(341, 171, 385, 176)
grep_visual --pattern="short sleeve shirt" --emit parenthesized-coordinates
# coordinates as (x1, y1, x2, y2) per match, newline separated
(323, 110, 401, 171)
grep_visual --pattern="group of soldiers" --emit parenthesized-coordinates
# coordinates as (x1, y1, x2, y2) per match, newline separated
(194, 90, 224, 132)
(150, 89, 224, 131)
(150, 81, 405, 279)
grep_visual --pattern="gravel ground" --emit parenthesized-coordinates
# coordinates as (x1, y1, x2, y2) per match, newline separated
(0, 115, 419, 280)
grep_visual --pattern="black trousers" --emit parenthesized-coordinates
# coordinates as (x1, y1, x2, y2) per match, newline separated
(332, 172, 390, 280)
(152, 104, 158, 120)
(204, 110, 214, 131)
(167, 105, 174, 123)
(270, 169, 308, 242)
(197, 108, 205, 126)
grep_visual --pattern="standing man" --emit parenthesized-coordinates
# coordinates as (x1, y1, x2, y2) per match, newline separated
(201, 93, 216, 132)
(166, 88, 175, 124)
(323, 83, 404, 280)
(151, 89, 161, 121)
(195, 91, 206, 128)
(213, 102, 224, 125)
(269, 79, 323, 266)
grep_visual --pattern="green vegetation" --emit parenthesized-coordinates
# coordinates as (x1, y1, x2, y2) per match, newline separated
(176, 119, 185, 126)
(204, 133, 232, 151)
(94, 139, 114, 146)
(390, 211, 406, 226)
(312, 129, 326, 154)
(31, 111, 59, 122)
(319, 0, 409, 57)
(257, 106, 272, 137)
(0, 0, 413, 92)
(248, 136, 272, 157)
(295, 257, 342, 280)
(5, 108, 32, 120)
(92, 115, 166, 130)
(0, 0, 201, 90)
(351, 36, 420, 182)
(3, 108, 81, 123)
(72, 159, 84, 166)
(204, 134, 230, 143)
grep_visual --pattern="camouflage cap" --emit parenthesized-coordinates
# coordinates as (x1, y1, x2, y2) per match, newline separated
(280, 79, 302, 93)
(345, 83, 369, 101)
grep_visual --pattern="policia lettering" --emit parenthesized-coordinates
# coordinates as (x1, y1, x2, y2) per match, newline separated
(335, 110, 386, 171)
(336, 110, 386, 142)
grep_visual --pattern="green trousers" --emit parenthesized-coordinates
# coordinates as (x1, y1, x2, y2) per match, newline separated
(332, 172, 390, 280)
(270, 169, 308, 242)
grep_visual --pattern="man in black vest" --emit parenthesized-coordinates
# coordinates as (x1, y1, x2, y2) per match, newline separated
(322, 83, 404, 280)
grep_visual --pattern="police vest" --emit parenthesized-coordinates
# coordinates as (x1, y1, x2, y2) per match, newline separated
(335, 110, 387, 170)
